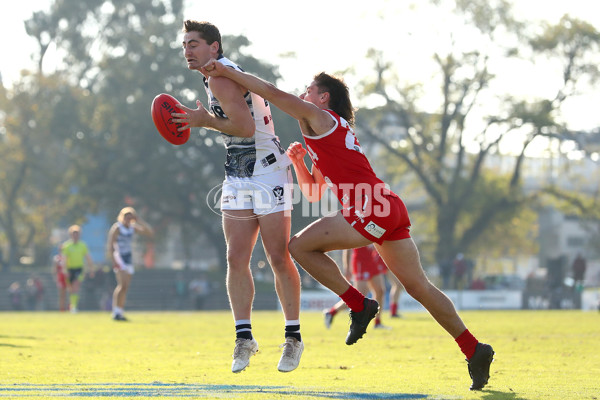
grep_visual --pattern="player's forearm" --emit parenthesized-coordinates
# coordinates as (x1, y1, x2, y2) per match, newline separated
(198, 111, 254, 138)
(215, 64, 307, 123)
(141, 221, 155, 237)
(221, 67, 279, 103)
(291, 160, 323, 202)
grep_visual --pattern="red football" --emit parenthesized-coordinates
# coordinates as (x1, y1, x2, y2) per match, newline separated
(151, 93, 191, 145)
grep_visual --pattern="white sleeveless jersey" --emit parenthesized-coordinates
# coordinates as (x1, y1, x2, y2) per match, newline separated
(203, 56, 291, 178)
(115, 222, 135, 256)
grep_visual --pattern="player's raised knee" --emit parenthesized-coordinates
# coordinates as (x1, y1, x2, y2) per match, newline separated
(287, 236, 303, 260)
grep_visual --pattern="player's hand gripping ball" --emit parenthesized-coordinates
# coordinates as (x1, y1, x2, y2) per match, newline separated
(151, 93, 190, 145)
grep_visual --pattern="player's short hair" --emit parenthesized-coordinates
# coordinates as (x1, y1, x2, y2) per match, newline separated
(313, 72, 355, 126)
(182, 20, 223, 55)
(68, 225, 81, 234)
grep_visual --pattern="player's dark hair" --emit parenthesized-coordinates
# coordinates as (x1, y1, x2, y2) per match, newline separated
(182, 20, 223, 55)
(313, 72, 355, 126)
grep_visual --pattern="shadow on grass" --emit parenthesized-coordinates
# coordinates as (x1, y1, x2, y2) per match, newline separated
(0, 334, 38, 340)
(0, 334, 36, 348)
(0, 343, 31, 348)
(481, 389, 529, 400)
(0, 383, 428, 399)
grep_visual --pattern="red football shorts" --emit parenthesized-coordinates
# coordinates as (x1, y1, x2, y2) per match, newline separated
(352, 258, 387, 281)
(343, 194, 411, 245)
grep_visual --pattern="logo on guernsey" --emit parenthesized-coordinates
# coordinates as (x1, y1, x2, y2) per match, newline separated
(364, 221, 386, 239)
(341, 193, 350, 205)
(306, 144, 318, 161)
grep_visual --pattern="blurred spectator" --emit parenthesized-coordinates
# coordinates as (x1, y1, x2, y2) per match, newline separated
(189, 274, 210, 310)
(453, 253, 468, 290)
(8, 282, 23, 310)
(439, 258, 453, 290)
(25, 278, 37, 310)
(465, 257, 475, 288)
(174, 272, 188, 310)
(25, 277, 44, 310)
(572, 253, 586, 287)
(470, 276, 486, 290)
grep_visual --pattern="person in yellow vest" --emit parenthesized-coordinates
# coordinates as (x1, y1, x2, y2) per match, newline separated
(61, 225, 95, 313)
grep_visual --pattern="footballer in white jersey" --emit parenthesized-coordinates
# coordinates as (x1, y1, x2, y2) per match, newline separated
(203, 55, 291, 178)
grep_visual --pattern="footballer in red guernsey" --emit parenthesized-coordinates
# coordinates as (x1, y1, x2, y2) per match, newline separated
(200, 59, 494, 390)
(303, 109, 411, 244)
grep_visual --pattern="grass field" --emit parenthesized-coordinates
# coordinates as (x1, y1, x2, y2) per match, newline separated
(1, 309, 599, 399)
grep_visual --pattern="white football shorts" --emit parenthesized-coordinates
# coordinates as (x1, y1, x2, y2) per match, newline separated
(113, 251, 135, 275)
(220, 167, 293, 215)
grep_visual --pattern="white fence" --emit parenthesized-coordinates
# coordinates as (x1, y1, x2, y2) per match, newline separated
(299, 288, 600, 311)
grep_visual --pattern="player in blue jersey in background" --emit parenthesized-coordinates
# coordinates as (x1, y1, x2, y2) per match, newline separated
(107, 207, 153, 321)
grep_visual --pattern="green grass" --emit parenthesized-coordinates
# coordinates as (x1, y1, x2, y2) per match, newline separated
(1, 310, 599, 399)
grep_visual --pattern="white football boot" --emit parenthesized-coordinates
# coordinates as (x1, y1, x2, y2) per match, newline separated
(277, 337, 304, 372)
(231, 338, 259, 373)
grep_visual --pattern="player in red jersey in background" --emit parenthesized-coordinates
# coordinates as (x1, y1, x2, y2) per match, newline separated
(53, 252, 68, 311)
(324, 245, 389, 329)
(195, 60, 495, 391)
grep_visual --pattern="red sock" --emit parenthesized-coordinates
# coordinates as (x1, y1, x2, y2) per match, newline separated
(340, 286, 365, 312)
(375, 316, 381, 325)
(328, 307, 338, 316)
(390, 303, 397, 316)
(455, 329, 479, 360)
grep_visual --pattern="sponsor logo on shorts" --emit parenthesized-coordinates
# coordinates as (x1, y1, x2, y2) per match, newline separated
(222, 195, 236, 204)
(364, 221, 386, 239)
(272, 186, 285, 205)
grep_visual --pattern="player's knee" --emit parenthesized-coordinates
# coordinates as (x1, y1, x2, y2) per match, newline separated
(287, 235, 304, 261)
(226, 252, 251, 271)
(265, 252, 289, 271)
(403, 278, 431, 301)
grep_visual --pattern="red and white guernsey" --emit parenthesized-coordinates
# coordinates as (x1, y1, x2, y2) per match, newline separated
(303, 110, 411, 243)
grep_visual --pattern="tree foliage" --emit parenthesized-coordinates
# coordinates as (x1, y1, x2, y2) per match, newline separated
(355, 0, 600, 266)
(1, 0, 300, 270)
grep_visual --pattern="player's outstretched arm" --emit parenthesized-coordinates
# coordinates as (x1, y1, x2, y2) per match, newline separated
(201, 59, 330, 134)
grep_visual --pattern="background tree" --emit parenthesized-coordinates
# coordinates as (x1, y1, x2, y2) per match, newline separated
(3, 0, 304, 271)
(0, 73, 86, 270)
(354, 0, 600, 269)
